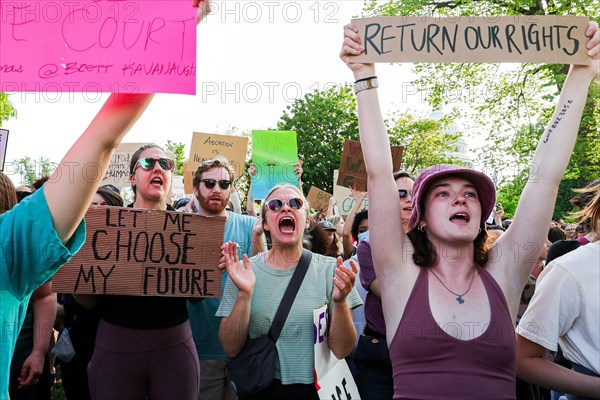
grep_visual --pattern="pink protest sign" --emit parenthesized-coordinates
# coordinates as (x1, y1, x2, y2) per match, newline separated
(0, 0, 197, 94)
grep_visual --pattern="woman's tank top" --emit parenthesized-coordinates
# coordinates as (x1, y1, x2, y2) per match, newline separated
(389, 266, 516, 399)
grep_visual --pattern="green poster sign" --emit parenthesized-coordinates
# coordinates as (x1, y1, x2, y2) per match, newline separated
(251, 130, 298, 200)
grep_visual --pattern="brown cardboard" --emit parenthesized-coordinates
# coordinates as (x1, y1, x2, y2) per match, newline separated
(307, 186, 333, 211)
(333, 170, 369, 218)
(52, 207, 225, 297)
(350, 15, 590, 65)
(183, 162, 194, 194)
(187, 132, 249, 179)
(336, 140, 403, 192)
(104, 143, 147, 188)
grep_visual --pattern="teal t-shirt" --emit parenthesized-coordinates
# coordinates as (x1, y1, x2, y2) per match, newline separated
(216, 252, 363, 385)
(187, 211, 256, 360)
(0, 187, 86, 399)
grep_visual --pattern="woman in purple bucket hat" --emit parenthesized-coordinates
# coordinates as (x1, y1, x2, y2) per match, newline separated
(340, 20, 600, 400)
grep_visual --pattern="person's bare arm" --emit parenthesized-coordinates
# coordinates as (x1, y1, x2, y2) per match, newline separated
(18, 282, 56, 388)
(44, 94, 154, 244)
(218, 242, 255, 357)
(493, 23, 600, 304)
(342, 186, 367, 259)
(516, 335, 600, 398)
(246, 163, 257, 217)
(328, 258, 358, 358)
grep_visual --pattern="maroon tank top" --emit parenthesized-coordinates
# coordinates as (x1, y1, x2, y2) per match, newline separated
(390, 266, 516, 399)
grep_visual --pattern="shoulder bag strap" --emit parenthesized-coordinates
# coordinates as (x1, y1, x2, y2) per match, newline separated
(267, 249, 312, 342)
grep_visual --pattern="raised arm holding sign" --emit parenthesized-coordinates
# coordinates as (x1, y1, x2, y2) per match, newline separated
(340, 18, 600, 399)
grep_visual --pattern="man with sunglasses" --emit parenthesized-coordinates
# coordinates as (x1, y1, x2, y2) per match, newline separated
(187, 156, 264, 400)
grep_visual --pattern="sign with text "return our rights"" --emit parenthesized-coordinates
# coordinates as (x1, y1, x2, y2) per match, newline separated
(0, 0, 197, 94)
(350, 16, 590, 65)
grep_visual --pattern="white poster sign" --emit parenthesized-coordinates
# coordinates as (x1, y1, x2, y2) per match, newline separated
(333, 170, 369, 217)
(313, 304, 360, 400)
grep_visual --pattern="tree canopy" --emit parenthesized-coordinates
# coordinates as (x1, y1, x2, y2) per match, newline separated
(277, 85, 467, 192)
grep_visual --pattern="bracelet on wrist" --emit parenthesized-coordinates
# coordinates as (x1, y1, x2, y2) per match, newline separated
(354, 76, 377, 84)
(353, 76, 379, 95)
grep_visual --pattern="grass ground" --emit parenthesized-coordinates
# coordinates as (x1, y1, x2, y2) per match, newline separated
(50, 366, 65, 400)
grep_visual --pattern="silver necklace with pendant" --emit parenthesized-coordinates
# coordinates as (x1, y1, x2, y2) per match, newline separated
(428, 267, 477, 305)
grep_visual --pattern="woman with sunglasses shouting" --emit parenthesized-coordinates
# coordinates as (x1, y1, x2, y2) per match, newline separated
(79, 143, 201, 399)
(217, 184, 363, 400)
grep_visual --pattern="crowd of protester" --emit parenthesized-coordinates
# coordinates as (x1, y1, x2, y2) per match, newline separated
(0, 5, 598, 400)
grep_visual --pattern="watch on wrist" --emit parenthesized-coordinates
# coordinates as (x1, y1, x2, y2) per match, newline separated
(353, 77, 379, 95)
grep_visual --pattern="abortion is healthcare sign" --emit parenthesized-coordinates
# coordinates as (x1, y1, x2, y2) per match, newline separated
(0, 0, 197, 94)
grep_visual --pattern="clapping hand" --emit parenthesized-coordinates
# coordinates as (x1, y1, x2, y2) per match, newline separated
(221, 242, 255, 295)
(332, 257, 358, 303)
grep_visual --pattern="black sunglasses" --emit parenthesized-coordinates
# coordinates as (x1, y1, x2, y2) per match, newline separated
(136, 157, 175, 171)
(200, 179, 232, 190)
(267, 198, 304, 212)
(398, 189, 411, 199)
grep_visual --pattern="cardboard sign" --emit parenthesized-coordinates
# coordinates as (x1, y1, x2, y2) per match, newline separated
(350, 15, 590, 65)
(251, 130, 298, 200)
(103, 143, 146, 188)
(52, 207, 225, 297)
(337, 140, 403, 192)
(333, 170, 369, 218)
(0, 129, 8, 172)
(307, 186, 332, 212)
(183, 162, 194, 195)
(187, 132, 249, 180)
(0, 0, 197, 94)
(313, 305, 360, 399)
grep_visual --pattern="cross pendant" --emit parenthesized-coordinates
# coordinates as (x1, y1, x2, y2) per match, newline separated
(456, 295, 465, 305)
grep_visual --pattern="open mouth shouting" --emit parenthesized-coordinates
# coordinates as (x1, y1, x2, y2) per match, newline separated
(150, 176, 163, 188)
(450, 212, 471, 225)
(279, 216, 296, 233)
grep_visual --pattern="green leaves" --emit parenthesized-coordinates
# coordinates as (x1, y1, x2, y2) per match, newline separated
(0, 93, 16, 127)
(276, 85, 467, 192)
(164, 140, 187, 176)
(277, 85, 359, 193)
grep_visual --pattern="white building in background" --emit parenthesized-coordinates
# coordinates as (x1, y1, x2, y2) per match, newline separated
(428, 110, 475, 168)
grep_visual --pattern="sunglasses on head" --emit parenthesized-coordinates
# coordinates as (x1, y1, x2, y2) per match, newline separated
(398, 189, 411, 199)
(266, 198, 304, 212)
(136, 157, 175, 171)
(200, 179, 232, 190)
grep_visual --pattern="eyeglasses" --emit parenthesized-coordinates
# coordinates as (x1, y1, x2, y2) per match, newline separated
(200, 179, 232, 190)
(266, 198, 304, 212)
(136, 157, 175, 171)
(398, 189, 412, 199)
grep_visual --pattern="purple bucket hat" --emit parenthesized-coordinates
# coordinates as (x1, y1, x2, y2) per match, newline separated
(408, 164, 496, 231)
